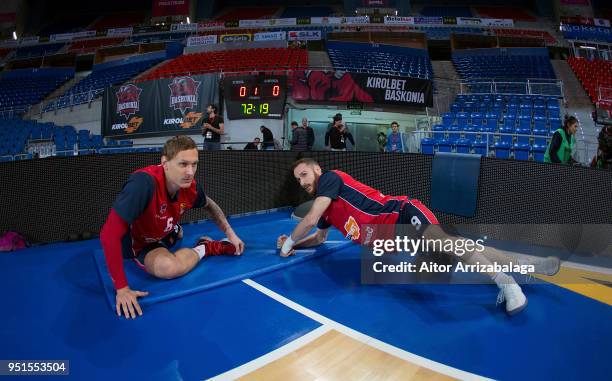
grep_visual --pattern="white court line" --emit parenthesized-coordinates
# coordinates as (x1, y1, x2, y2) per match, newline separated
(561, 261, 612, 275)
(234, 278, 492, 381)
(207, 325, 331, 381)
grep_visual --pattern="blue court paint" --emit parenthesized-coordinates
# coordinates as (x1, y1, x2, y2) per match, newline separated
(0, 212, 324, 380)
(94, 215, 351, 309)
(253, 244, 612, 381)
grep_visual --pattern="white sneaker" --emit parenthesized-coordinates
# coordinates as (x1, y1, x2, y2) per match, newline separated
(533, 256, 561, 276)
(497, 283, 528, 315)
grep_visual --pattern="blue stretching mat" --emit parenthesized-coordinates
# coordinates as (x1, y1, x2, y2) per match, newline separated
(94, 213, 352, 309)
(431, 152, 481, 217)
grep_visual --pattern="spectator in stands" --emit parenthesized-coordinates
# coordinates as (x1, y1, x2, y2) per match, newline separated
(290, 121, 309, 151)
(325, 113, 341, 149)
(260, 125, 275, 150)
(100, 136, 244, 319)
(385, 121, 406, 153)
(544, 115, 579, 165)
(202, 104, 224, 151)
(326, 113, 355, 151)
(303, 117, 314, 150)
(244, 137, 262, 150)
(590, 124, 612, 169)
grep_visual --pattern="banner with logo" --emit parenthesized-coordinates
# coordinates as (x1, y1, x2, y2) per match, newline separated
(291, 71, 432, 107)
(197, 21, 225, 31)
(186, 35, 217, 46)
(107, 27, 133, 37)
(383, 16, 414, 25)
(50, 30, 96, 42)
(253, 31, 286, 41)
(102, 74, 219, 138)
(287, 30, 322, 41)
(220, 33, 251, 43)
(311, 16, 369, 25)
(152, 0, 190, 17)
(239, 18, 297, 28)
(171, 23, 197, 32)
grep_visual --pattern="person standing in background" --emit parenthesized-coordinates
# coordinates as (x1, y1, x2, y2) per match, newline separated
(385, 121, 406, 153)
(544, 115, 579, 165)
(202, 104, 224, 151)
(260, 125, 275, 150)
(290, 121, 309, 151)
(303, 117, 315, 151)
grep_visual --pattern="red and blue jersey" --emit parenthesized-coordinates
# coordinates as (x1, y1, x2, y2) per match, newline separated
(316, 170, 438, 244)
(113, 164, 207, 255)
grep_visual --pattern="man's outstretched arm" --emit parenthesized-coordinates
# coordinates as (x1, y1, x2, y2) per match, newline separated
(280, 196, 331, 256)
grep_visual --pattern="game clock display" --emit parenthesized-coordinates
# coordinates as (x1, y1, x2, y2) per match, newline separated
(223, 75, 287, 120)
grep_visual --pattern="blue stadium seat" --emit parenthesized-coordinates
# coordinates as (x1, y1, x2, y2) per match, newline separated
(437, 139, 453, 153)
(442, 113, 455, 127)
(531, 144, 547, 162)
(472, 140, 487, 156)
(513, 143, 530, 160)
(494, 141, 511, 159)
(456, 138, 471, 154)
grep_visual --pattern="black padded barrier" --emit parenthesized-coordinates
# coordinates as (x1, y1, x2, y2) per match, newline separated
(0, 152, 610, 254)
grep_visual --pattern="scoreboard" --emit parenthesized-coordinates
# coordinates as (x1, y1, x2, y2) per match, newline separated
(223, 75, 287, 120)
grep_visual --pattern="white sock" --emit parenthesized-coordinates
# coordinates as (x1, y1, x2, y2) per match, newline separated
(492, 272, 515, 288)
(193, 244, 206, 260)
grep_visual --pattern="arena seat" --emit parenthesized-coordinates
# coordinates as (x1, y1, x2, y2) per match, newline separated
(567, 57, 612, 110)
(492, 28, 556, 45)
(67, 38, 125, 54)
(0, 69, 73, 116)
(326, 41, 433, 79)
(139, 48, 308, 80)
(14, 43, 65, 59)
(45, 57, 163, 111)
(453, 50, 556, 81)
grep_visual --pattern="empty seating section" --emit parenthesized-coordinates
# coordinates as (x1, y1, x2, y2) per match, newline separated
(474, 7, 536, 22)
(567, 57, 612, 110)
(452, 49, 556, 81)
(15, 43, 65, 59)
(280, 7, 334, 18)
(326, 41, 433, 79)
(89, 12, 146, 31)
(0, 118, 139, 160)
(0, 69, 73, 115)
(45, 57, 163, 111)
(492, 28, 557, 45)
(426, 93, 562, 160)
(422, 27, 485, 40)
(131, 33, 187, 43)
(215, 7, 279, 21)
(140, 48, 308, 80)
(420, 6, 472, 17)
(67, 38, 125, 54)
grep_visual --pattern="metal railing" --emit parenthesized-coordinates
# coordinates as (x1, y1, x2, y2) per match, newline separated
(458, 78, 564, 100)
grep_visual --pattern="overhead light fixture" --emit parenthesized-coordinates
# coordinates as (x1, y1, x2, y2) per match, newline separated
(12, 31, 17, 40)
(395, 10, 398, 16)
(186, 17, 190, 24)
(579, 45, 596, 50)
